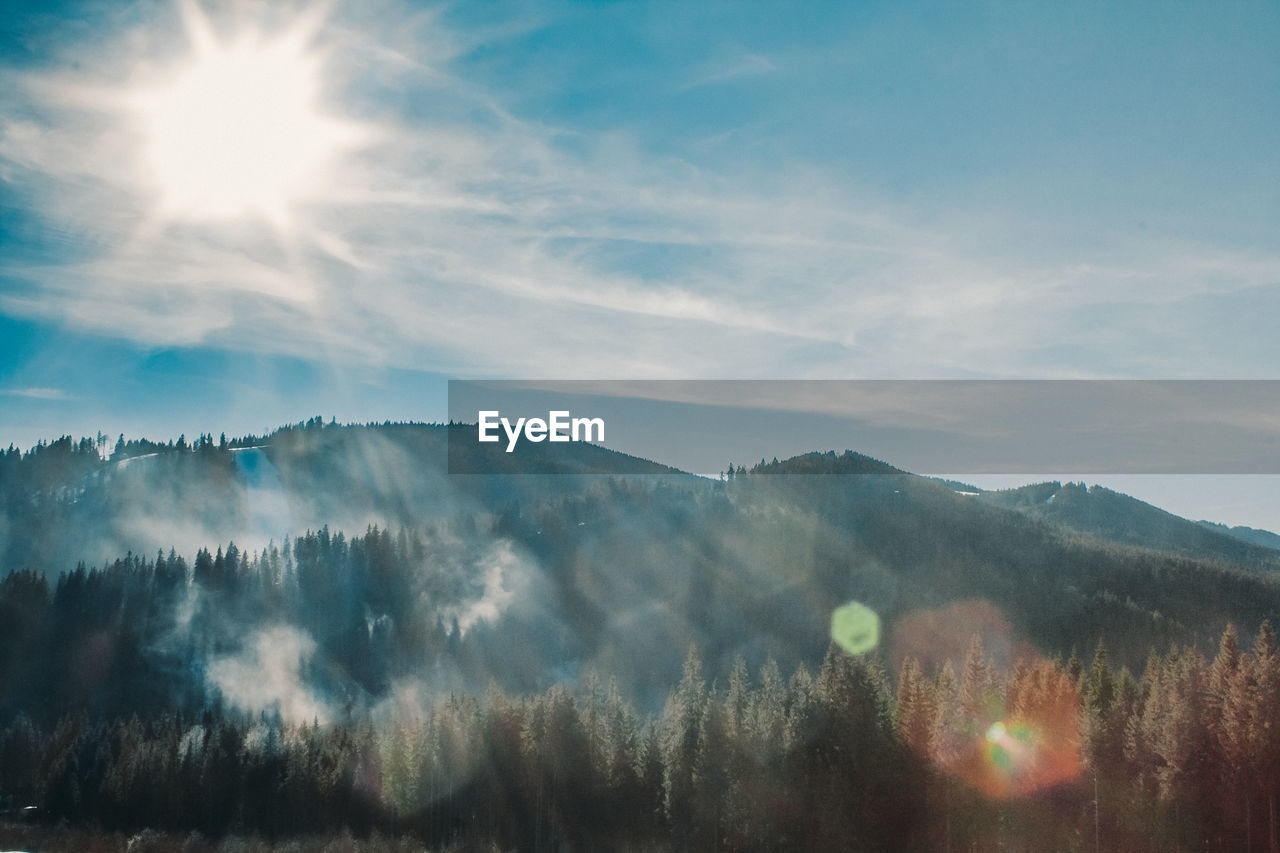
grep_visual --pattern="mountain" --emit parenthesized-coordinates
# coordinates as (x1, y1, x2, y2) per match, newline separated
(4, 423, 1280, 729)
(978, 480, 1280, 571)
(8, 424, 1280, 850)
(0, 422, 681, 580)
(1198, 519, 1280, 551)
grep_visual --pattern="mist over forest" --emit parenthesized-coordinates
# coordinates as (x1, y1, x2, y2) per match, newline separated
(4, 420, 1280, 850)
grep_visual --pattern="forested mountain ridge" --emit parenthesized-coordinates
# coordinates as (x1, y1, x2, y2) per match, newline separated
(6, 422, 1280, 849)
(1198, 518, 1280, 551)
(978, 480, 1280, 571)
(2, 423, 1280, 713)
(0, 421, 685, 573)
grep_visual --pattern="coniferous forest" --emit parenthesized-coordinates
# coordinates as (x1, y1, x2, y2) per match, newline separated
(4, 422, 1280, 850)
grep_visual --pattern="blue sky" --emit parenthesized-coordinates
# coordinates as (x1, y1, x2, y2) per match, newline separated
(1, 0, 1278, 523)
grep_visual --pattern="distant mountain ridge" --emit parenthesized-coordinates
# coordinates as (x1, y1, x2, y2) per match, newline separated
(1198, 519, 1280, 552)
(978, 480, 1280, 572)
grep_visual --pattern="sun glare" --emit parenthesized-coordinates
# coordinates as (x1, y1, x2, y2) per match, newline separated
(129, 1, 360, 226)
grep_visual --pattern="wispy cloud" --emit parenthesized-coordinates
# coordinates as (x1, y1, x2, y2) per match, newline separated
(682, 52, 776, 89)
(1, 386, 72, 400)
(0, 0, 1276, 384)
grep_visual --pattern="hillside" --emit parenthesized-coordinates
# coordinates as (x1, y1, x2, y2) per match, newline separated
(4, 425, 1280, 727)
(978, 480, 1280, 571)
(1199, 518, 1280, 551)
(7, 425, 1280, 850)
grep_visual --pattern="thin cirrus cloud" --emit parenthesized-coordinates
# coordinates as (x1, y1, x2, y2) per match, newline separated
(0, 387, 71, 400)
(681, 53, 777, 90)
(0, 0, 1277, 389)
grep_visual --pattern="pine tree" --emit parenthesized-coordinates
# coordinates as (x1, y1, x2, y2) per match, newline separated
(895, 656, 935, 757)
(1251, 621, 1280, 852)
(960, 633, 998, 738)
(663, 645, 706, 839)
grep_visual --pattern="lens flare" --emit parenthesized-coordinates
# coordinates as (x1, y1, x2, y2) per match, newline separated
(831, 600, 880, 655)
(946, 677, 1081, 799)
(895, 602, 1082, 800)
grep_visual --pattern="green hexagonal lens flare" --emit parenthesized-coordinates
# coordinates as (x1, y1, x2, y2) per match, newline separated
(830, 600, 880, 655)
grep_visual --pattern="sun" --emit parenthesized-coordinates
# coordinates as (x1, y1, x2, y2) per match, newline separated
(128, 0, 362, 227)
